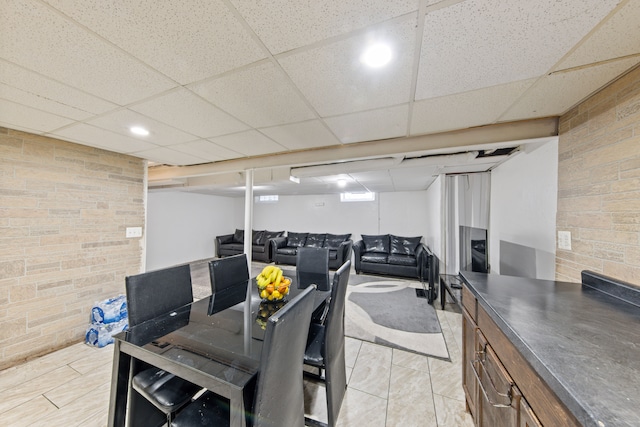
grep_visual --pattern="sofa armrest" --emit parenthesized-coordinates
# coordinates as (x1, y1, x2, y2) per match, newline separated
(215, 233, 234, 257)
(352, 240, 365, 273)
(271, 236, 287, 249)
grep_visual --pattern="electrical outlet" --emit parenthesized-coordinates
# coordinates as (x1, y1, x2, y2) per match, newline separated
(558, 231, 571, 250)
(126, 227, 142, 238)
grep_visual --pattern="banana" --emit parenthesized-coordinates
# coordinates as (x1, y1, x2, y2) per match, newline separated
(274, 269, 283, 287)
(269, 268, 278, 283)
(261, 265, 275, 277)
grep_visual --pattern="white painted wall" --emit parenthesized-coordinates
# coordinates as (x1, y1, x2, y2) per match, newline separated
(146, 191, 243, 270)
(489, 139, 559, 279)
(424, 175, 443, 259)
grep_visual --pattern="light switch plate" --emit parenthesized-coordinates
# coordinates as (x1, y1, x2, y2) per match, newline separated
(558, 231, 571, 250)
(126, 227, 142, 238)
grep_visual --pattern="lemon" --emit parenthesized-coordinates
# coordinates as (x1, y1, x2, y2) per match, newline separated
(272, 290, 281, 299)
(260, 290, 268, 299)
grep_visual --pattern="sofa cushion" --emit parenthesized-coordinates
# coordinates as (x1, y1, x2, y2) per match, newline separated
(253, 245, 267, 254)
(252, 230, 264, 245)
(222, 243, 244, 251)
(388, 253, 417, 267)
(390, 235, 421, 256)
(305, 233, 326, 248)
(261, 230, 284, 245)
(277, 247, 297, 256)
(362, 234, 390, 254)
(233, 229, 244, 243)
(328, 249, 338, 260)
(361, 252, 388, 264)
(287, 232, 308, 247)
(324, 233, 351, 249)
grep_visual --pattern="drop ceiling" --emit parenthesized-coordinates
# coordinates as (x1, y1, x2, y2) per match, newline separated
(1, 0, 639, 196)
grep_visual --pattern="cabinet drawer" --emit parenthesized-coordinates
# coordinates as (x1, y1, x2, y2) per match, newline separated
(462, 285, 476, 320)
(520, 398, 542, 427)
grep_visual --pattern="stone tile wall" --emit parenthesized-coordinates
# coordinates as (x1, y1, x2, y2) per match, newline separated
(557, 66, 640, 285)
(0, 128, 145, 369)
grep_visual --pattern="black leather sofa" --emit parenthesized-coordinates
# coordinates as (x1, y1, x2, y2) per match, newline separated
(352, 234, 430, 280)
(215, 229, 284, 263)
(271, 232, 353, 270)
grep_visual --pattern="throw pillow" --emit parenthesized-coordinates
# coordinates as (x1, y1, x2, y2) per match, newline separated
(324, 233, 351, 249)
(233, 229, 244, 243)
(287, 232, 308, 247)
(252, 230, 265, 245)
(390, 235, 422, 255)
(261, 230, 284, 244)
(362, 234, 390, 253)
(305, 233, 326, 248)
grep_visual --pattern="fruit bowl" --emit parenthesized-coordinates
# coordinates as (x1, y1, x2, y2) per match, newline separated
(256, 266, 291, 302)
(255, 300, 286, 329)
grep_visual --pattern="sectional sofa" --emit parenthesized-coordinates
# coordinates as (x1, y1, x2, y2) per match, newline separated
(271, 232, 353, 270)
(215, 229, 284, 263)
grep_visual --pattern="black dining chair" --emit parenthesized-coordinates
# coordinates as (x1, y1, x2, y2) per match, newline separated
(303, 260, 351, 427)
(296, 246, 330, 291)
(171, 285, 317, 427)
(208, 253, 250, 293)
(125, 264, 202, 426)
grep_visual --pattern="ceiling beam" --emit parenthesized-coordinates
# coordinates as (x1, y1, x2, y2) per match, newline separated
(148, 117, 558, 182)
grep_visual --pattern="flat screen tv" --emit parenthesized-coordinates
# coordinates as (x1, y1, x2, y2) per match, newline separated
(459, 226, 489, 273)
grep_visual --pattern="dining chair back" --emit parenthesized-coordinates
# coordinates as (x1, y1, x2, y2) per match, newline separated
(209, 254, 250, 294)
(126, 264, 194, 326)
(171, 285, 317, 427)
(125, 264, 201, 426)
(296, 246, 330, 291)
(303, 259, 351, 427)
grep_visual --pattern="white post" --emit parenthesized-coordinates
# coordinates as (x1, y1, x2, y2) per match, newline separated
(243, 169, 254, 267)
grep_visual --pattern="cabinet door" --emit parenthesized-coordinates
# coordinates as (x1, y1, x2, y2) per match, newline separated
(520, 398, 543, 427)
(462, 306, 478, 419)
(475, 335, 520, 427)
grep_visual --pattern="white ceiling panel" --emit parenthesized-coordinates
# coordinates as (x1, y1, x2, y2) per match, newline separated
(230, 0, 417, 54)
(170, 139, 243, 162)
(325, 104, 409, 143)
(416, 0, 621, 100)
(557, 0, 640, 71)
(259, 120, 341, 150)
(0, 0, 175, 105)
(50, 123, 158, 153)
(411, 79, 535, 135)
(86, 109, 198, 147)
(208, 130, 286, 157)
(278, 15, 416, 117)
(131, 147, 208, 166)
(502, 56, 640, 122)
(0, 60, 117, 119)
(130, 89, 250, 139)
(43, 0, 266, 85)
(0, 99, 74, 132)
(189, 61, 316, 128)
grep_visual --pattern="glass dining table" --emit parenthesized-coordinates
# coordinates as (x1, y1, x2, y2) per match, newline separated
(107, 272, 331, 427)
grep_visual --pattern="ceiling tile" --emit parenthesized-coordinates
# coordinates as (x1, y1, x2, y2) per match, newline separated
(325, 104, 409, 143)
(557, 0, 640, 70)
(411, 79, 535, 135)
(43, 0, 266, 85)
(208, 130, 286, 157)
(278, 15, 416, 117)
(0, 99, 74, 132)
(501, 56, 640, 121)
(259, 120, 341, 150)
(130, 89, 250, 139)
(86, 109, 198, 146)
(189, 61, 316, 128)
(0, 60, 117, 120)
(131, 147, 208, 166)
(169, 139, 243, 162)
(230, 0, 417, 54)
(416, 0, 621, 99)
(50, 123, 158, 153)
(1, 0, 176, 105)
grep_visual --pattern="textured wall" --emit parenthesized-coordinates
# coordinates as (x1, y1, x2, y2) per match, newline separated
(0, 128, 145, 369)
(556, 66, 640, 285)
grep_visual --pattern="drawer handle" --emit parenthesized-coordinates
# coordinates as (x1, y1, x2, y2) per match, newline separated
(470, 360, 513, 408)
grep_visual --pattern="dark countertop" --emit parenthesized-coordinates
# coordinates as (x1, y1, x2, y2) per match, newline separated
(460, 271, 640, 427)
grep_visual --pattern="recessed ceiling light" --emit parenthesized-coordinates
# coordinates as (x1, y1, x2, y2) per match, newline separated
(130, 126, 149, 136)
(337, 179, 347, 188)
(360, 43, 392, 68)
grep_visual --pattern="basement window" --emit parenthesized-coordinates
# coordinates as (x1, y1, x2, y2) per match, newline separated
(256, 195, 279, 203)
(340, 192, 375, 202)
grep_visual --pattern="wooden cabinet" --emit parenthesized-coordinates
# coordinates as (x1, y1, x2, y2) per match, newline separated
(461, 283, 579, 427)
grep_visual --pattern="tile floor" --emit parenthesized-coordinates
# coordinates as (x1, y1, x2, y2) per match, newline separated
(0, 260, 473, 426)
